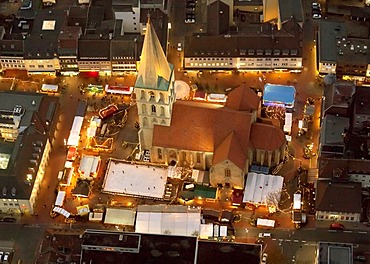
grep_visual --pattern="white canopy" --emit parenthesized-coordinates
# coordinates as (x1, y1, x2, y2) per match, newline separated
(55, 191, 66, 207)
(53, 206, 71, 218)
(135, 205, 201, 236)
(242, 172, 284, 205)
(174, 80, 190, 99)
(79, 155, 100, 176)
(199, 223, 214, 239)
(104, 208, 136, 226)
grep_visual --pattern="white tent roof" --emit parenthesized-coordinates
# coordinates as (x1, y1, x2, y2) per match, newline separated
(55, 191, 66, 207)
(293, 193, 302, 210)
(199, 223, 214, 239)
(77, 204, 90, 216)
(257, 218, 275, 227)
(79, 155, 100, 176)
(174, 80, 190, 99)
(71, 116, 84, 134)
(104, 208, 136, 226)
(67, 132, 80, 146)
(242, 172, 284, 205)
(53, 206, 71, 218)
(135, 206, 201, 236)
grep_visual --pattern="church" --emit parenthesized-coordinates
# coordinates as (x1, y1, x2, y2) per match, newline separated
(134, 19, 286, 189)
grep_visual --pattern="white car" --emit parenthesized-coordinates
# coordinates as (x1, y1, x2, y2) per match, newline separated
(312, 12, 322, 19)
(312, 2, 321, 9)
(185, 18, 195, 24)
(3, 252, 10, 262)
(261, 253, 268, 264)
(258, 233, 271, 238)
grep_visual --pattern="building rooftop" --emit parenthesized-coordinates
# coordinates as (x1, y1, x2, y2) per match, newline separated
(315, 180, 362, 213)
(323, 81, 355, 117)
(353, 86, 370, 115)
(278, 0, 303, 23)
(78, 39, 110, 60)
(317, 242, 353, 264)
(319, 157, 370, 178)
(81, 229, 261, 264)
(319, 20, 370, 64)
(184, 31, 302, 58)
(0, 92, 59, 200)
(321, 114, 349, 146)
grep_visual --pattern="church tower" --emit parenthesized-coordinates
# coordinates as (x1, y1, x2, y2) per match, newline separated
(134, 18, 176, 150)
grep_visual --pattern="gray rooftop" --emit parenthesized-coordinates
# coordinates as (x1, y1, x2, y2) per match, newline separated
(318, 242, 353, 264)
(319, 20, 370, 64)
(278, 0, 303, 23)
(320, 114, 349, 146)
(0, 92, 59, 200)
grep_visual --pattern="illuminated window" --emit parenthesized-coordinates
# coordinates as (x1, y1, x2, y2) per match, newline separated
(158, 149, 162, 159)
(225, 168, 231, 177)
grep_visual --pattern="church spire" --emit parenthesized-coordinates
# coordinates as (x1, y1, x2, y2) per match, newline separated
(136, 17, 171, 88)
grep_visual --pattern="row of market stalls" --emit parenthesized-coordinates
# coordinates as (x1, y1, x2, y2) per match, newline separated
(84, 204, 235, 241)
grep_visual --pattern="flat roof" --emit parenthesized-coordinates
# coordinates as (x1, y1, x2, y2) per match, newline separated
(104, 208, 136, 226)
(321, 114, 349, 145)
(102, 159, 167, 199)
(81, 230, 197, 264)
(263, 84, 296, 106)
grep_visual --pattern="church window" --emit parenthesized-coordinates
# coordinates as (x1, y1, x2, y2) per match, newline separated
(160, 106, 165, 116)
(158, 148, 163, 159)
(225, 168, 231, 178)
(140, 90, 145, 100)
(142, 104, 147, 114)
(151, 105, 156, 113)
(159, 92, 164, 103)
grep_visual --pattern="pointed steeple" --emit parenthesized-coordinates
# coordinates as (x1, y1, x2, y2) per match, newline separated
(136, 17, 171, 89)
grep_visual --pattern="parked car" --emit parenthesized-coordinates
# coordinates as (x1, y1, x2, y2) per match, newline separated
(1, 217, 16, 223)
(330, 223, 345, 230)
(312, 12, 322, 19)
(3, 252, 10, 262)
(261, 253, 268, 264)
(354, 255, 366, 262)
(258, 233, 271, 238)
(312, 2, 321, 9)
